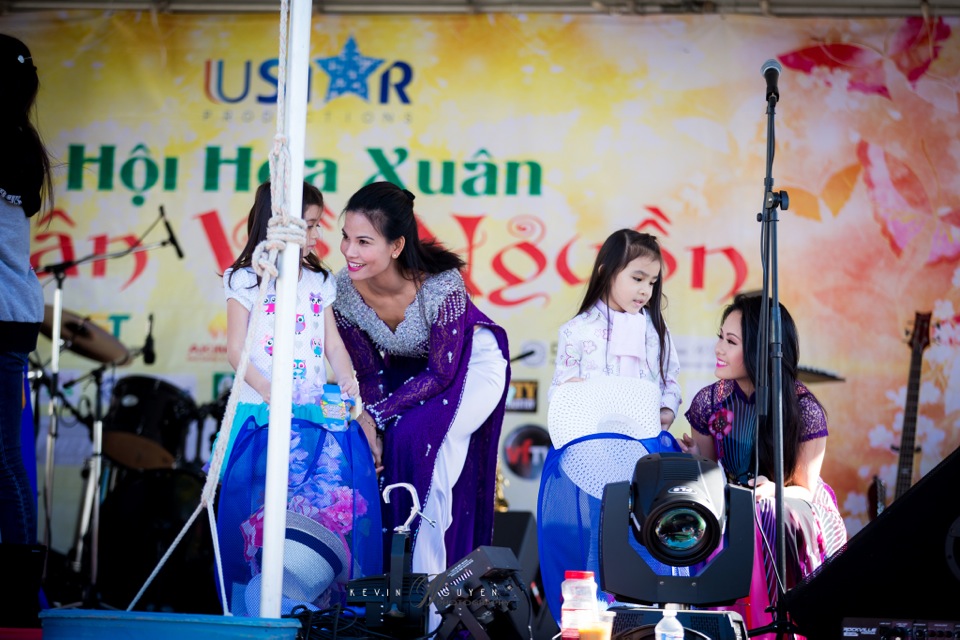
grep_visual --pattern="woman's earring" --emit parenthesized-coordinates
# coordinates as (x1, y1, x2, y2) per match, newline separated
(392, 253, 398, 259)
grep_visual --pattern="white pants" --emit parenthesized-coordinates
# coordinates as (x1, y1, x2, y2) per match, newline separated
(412, 327, 507, 579)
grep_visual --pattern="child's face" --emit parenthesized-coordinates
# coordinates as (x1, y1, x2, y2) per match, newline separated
(340, 211, 398, 281)
(304, 205, 322, 254)
(715, 310, 751, 390)
(608, 254, 660, 314)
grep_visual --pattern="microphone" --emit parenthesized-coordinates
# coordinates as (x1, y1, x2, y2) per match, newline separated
(761, 58, 782, 103)
(160, 206, 185, 260)
(143, 313, 156, 365)
(509, 349, 536, 363)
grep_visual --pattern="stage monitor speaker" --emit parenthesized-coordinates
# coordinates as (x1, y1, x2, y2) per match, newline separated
(492, 511, 559, 640)
(786, 446, 960, 639)
(0, 544, 45, 628)
(493, 511, 538, 588)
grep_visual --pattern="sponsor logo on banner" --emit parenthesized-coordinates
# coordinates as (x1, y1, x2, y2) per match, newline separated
(503, 424, 550, 479)
(505, 379, 538, 413)
(187, 316, 229, 363)
(212, 372, 235, 401)
(203, 35, 413, 125)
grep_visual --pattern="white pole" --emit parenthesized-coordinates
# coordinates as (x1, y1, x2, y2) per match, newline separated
(259, 0, 312, 619)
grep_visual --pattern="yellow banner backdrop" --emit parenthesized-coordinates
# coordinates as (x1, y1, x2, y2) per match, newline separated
(3, 11, 959, 539)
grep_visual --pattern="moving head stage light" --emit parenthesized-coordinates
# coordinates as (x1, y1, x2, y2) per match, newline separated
(600, 452, 755, 607)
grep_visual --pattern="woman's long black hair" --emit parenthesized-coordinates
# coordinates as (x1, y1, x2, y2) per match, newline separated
(226, 181, 327, 288)
(1, 34, 54, 215)
(722, 293, 824, 483)
(343, 181, 466, 278)
(577, 229, 671, 382)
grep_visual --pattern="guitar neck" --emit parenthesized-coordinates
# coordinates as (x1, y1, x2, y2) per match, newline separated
(894, 334, 925, 500)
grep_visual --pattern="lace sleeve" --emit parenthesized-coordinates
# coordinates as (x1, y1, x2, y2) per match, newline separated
(333, 308, 386, 409)
(365, 286, 468, 429)
(797, 383, 828, 441)
(684, 384, 715, 436)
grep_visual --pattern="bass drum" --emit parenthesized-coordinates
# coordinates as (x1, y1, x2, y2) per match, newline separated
(97, 468, 219, 613)
(103, 376, 197, 470)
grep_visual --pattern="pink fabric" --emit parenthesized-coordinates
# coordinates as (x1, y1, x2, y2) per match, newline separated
(606, 302, 645, 378)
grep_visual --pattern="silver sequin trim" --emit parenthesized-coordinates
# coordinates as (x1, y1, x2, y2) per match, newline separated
(333, 268, 466, 358)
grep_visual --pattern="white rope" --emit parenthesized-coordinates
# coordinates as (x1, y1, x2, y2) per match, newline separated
(126, 0, 303, 614)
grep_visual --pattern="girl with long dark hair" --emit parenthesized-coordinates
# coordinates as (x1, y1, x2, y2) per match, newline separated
(216, 181, 381, 615)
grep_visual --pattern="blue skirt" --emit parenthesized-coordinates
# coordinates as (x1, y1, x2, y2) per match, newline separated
(537, 431, 687, 622)
(216, 405, 382, 615)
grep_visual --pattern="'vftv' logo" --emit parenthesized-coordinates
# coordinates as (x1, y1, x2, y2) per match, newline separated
(204, 36, 412, 105)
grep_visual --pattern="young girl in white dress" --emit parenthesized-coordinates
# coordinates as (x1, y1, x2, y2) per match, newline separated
(216, 181, 381, 615)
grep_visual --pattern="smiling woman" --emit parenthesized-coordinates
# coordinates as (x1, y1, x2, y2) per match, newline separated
(681, 293, 847, 633)
(332, 181, 511, 600)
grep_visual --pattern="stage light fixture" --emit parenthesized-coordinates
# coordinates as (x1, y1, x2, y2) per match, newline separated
(430, 546, 532, 640)
(629, 451, 726, 567)
(600, 452, 755, 607)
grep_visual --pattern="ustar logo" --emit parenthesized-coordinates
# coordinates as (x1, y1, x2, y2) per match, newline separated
(204, 36, 413, 106)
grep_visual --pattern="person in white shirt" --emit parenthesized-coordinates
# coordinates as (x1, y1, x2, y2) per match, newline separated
(538, 229, 684, 620)
(549, 228, 681, 424)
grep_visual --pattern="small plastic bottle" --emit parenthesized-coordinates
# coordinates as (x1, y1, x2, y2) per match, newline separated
(654, 604, 684, 640)
(559, 570, 599, 639)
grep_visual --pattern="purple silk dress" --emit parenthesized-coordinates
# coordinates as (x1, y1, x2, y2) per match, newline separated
(332, 268, 510, 566)
(685, 379, 847, 637)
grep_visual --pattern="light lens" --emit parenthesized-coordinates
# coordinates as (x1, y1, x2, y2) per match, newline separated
(655, 507, 708, 552)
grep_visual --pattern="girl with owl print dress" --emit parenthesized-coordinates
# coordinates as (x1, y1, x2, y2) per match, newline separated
(215, 182, 381, 616)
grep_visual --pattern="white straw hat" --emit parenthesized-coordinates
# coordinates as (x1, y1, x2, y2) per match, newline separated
(244, 510, 349, 615)
(549, 377, 663, 499)
(548, 376, 662, 448)
(283, 511, 349, 600)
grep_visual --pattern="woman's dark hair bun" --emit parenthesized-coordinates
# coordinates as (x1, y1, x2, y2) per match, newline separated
(402, 189, 415, 201)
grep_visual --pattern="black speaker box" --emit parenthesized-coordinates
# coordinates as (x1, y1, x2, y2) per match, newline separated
(492, 511, 559, 640)
(493, 511, 538, 588)
(0, 544, 46, 627)
(786, 446, 960, 639)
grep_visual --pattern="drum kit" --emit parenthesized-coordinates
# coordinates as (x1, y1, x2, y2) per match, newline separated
(34, 305, 222, 612)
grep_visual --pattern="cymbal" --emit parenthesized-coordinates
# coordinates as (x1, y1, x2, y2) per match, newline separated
(798, 365, 845, 384)
(41, 305, 130, 365)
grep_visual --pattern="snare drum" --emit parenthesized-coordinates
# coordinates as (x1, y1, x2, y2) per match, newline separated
(103, 376, 197, 470)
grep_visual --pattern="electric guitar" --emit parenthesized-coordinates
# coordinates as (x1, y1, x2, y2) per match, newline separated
(867, 312, 931, 518)
(893, 311, 932, 502)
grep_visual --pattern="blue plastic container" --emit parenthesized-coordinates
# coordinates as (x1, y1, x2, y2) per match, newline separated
(40, 609, 301, 639)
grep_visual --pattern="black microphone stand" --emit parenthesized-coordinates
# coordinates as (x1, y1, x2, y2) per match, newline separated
(748, 74, 796, 640)
(35, 209, 178, 607)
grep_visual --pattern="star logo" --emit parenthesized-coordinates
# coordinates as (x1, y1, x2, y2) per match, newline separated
(316, 36, 384, 102)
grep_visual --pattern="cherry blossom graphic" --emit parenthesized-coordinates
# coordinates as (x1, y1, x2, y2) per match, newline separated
(779, 17, 951, 100)
(857, 141, 960, 265)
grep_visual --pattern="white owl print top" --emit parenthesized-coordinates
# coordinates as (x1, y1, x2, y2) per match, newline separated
(224, 266, 336, 405)
(549, 301, 681, 416)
